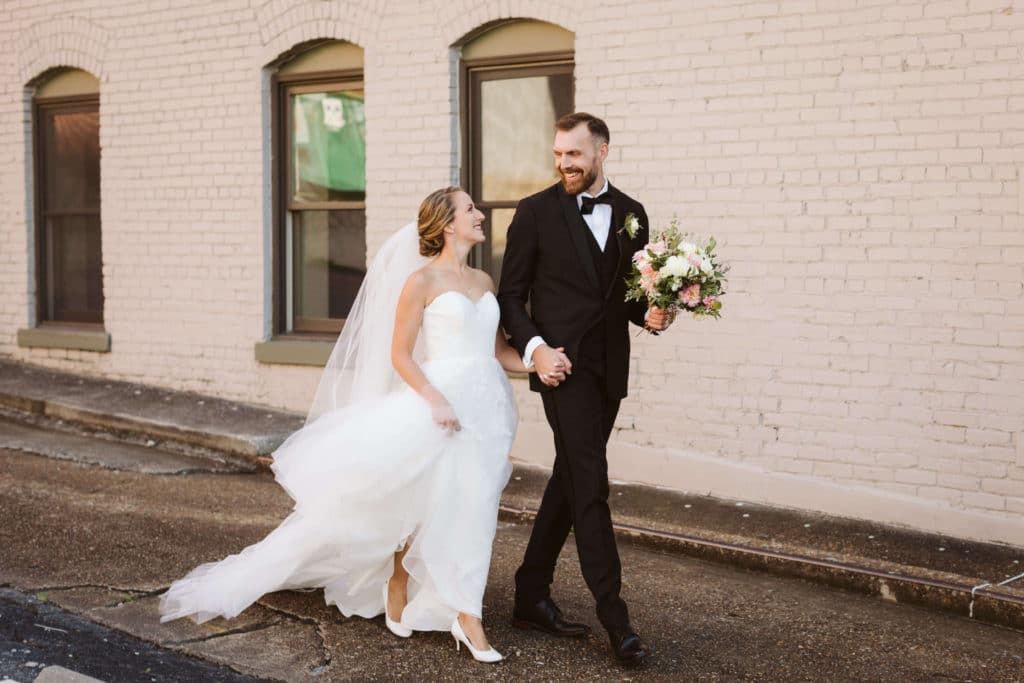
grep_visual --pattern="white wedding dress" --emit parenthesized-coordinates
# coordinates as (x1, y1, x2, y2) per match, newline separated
(160, 290, 516, 631)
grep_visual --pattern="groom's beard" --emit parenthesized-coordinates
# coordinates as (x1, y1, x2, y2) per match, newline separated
(559, 165, 598, 196)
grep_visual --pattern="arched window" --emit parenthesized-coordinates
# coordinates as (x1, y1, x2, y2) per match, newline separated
(459, 20, 574, 282)
(33, 68, 102, 325)
(274, 41, 365, 336)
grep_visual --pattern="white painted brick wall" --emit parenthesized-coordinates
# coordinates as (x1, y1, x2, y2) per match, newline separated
(0, 0, 1022, 542)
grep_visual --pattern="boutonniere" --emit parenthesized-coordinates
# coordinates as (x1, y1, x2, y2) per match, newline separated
(619, 213, 641, 240)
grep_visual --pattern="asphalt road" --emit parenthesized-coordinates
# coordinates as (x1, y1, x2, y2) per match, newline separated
(0, 588, 262, 683)
(0, 423, 1022, 682)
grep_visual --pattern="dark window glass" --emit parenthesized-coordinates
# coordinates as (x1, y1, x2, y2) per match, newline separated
(50, 214, 103, 320)
(290, 209, 366, 329)
(36, 100, 102, 324)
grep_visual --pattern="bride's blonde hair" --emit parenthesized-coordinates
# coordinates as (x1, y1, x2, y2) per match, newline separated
(417, 186, 462, 257)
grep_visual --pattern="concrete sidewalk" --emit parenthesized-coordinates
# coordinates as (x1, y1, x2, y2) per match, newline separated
(1, 357, 1021, 633)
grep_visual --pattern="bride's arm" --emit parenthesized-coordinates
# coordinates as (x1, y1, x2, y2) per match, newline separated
(479, 270, 535, 374)
(495, 328, 533, 374)
(391, 272, 461, 432)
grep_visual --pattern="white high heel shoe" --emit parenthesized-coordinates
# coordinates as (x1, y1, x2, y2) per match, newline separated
(451, 616, 502, 663)
(382, 579, 412, 638)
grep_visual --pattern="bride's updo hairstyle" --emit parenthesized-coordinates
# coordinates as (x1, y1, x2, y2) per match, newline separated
(417, 186, 462, 257)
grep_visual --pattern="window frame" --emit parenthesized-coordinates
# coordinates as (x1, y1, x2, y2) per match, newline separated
(32, 92, 103, 326)
(460, 51, 574, 277)
(272, 68, 366, 337)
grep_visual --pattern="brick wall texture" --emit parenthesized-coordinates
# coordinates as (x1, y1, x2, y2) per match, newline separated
(1, 0, 1022, 544)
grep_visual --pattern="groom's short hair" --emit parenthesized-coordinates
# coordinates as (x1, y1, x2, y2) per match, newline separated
(556, 112, 610, 145)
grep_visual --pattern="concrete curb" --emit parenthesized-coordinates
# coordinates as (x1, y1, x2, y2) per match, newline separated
(498, 505, 1024, 633)
(0, 390, 45, 415)
(0, 390, 288, 462)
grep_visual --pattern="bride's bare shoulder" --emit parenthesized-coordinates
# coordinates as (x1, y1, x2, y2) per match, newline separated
(400, 267, 429, 298)
(470, 267, 496, 293)
(401, 263, 443, 299)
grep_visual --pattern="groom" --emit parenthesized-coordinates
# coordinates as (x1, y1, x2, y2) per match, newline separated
(498, 112, 670, 666)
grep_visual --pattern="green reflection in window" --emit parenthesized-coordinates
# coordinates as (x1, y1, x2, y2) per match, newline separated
(291, 90, 366, 201)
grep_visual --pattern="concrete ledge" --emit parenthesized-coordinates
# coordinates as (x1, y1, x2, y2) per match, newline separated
(254, 338, 333, 366)
(0, 390, 46, 415)
(39, 401, 287, 461)
(0, 358, 302, 467)
(17, 327, 110, 353)
(510, 422, 1024, 547)
(498, 503, 1024, 633)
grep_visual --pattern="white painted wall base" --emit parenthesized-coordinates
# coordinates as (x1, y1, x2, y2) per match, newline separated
(510, 422, 1024, 549)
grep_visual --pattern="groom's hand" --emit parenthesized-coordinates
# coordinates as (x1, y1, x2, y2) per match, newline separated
(534, 345, 572, 387)
(646, 306, 673, 332)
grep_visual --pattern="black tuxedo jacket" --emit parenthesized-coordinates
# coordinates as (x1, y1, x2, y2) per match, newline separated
(498, 181, 650, 399)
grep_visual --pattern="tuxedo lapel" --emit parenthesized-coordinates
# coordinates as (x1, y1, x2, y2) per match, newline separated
(606, 184, 630, 301)
(557, 183, 601, 293)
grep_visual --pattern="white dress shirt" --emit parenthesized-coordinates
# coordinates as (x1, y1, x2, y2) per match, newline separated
(522, 180, 612, 368)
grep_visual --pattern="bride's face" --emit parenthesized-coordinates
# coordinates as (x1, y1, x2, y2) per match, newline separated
(446, 191, 486, 246)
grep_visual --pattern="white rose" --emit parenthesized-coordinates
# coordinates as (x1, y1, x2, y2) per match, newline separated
(661, 255, 691, 278)
(700, 256, 713, 275)
(624, 214, 640, 238)
(679, 241, 697, 255)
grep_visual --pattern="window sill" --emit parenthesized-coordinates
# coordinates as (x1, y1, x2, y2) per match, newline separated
(254, 338, 334, 367)
(17, 326, 111, 353)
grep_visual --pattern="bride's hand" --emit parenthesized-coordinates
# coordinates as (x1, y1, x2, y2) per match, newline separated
(421, 384, 461, 433)
(430, 399, 462, 433)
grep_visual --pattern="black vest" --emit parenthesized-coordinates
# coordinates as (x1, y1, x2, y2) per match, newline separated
(581, 219, 620, 296)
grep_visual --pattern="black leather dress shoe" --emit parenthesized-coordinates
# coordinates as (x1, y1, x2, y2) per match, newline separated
(608, 626, 651, 666)
(511, 597, 591, 637)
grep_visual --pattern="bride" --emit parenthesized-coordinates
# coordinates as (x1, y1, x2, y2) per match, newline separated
(160, 187, 566, 662)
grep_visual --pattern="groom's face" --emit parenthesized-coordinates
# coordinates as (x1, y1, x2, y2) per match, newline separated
(553, 123, 608, 195)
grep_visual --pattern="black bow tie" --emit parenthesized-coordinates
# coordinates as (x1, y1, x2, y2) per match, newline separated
(579, 193, 613, 215)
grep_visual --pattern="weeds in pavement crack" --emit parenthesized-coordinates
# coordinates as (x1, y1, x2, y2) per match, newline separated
(163, 618, 282, 645)
(102, 586, 171, 608)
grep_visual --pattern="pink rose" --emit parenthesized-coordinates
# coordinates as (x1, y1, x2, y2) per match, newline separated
(641, 275, 657, 296)
(632, 249, 647, 264)
(639, 262, 655, 279)
(688, 254, 702, 268)
(679, 283, 701, 308)
(702, 296, 718, 307)
(648, 240, 667, 255)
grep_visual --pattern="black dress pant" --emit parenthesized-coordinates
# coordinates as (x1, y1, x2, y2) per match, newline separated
(514, 328, 629, 630)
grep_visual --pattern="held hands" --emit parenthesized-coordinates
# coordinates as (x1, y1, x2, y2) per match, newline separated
(534, 345, 572, 388)
(646, 306, 674, 333)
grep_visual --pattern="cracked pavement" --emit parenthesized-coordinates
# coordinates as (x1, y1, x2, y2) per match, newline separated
(1, 426, 1023, 681)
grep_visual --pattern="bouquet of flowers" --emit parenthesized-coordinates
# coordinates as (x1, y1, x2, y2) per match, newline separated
(624, 214, 728, 323)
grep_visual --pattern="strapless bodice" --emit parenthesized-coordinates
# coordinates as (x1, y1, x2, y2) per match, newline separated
(420, 290, 499, 363)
